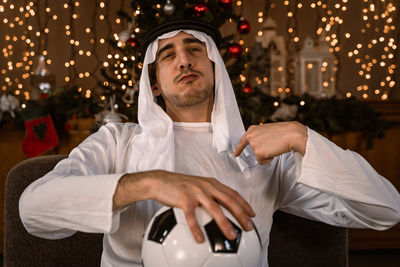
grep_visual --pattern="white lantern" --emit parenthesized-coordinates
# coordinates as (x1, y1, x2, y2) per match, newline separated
(252, 17, 287, 97)
(295, 36, 336, 98)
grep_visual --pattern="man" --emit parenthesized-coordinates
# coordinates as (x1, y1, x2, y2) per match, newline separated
(20, 20, 400, 267)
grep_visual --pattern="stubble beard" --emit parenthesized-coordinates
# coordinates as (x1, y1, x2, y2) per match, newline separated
(164, 81, 214, 107)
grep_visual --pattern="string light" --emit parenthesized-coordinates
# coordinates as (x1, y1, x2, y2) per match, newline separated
(0, 0, 398, 104)
(259, 0, 398, 100)
(346, 0, 398, 100)
(0, 0, 132, 102)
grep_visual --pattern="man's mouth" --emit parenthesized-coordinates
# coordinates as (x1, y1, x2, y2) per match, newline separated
(178, 74, 198, 83)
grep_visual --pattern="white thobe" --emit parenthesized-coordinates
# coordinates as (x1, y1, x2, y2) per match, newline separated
(19, 122, 400, 267)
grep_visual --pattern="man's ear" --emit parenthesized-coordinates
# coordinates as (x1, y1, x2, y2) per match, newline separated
(152, 84, 161, 96)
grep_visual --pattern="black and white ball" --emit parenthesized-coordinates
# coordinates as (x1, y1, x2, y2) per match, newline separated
(141, 205, 262, 267)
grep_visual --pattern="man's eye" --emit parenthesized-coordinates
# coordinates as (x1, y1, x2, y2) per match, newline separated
(190, 47, 201, 52)
(162, 53, 174, 60)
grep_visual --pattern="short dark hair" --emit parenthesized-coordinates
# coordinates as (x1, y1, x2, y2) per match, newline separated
(141, 19, 221, 59)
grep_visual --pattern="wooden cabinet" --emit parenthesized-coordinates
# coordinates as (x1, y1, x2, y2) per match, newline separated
(1, 102, 400, 252)
(340, 101, 400, 250)
(329, 126, 400, 249)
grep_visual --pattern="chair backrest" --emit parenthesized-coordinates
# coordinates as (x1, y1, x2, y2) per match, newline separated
(5, 155, 348, 267)
(269, 210, 348, 267)
(4, 155, 103, 267)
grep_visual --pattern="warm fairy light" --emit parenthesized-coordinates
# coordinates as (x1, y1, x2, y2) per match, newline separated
(1, 0, 396, 103)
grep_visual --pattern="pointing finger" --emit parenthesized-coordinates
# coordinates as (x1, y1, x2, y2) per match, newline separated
(234, 135, 249, 157)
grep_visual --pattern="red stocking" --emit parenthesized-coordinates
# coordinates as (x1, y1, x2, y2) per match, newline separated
(22, 104, 59, 157)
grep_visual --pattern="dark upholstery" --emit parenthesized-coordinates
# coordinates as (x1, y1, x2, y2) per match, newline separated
(4, 155, 103, 267)
(5, 155, 348, 267)
(269, 211, 348, 267)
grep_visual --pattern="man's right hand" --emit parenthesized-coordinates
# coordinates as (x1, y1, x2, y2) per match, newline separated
(113, 170, 255, 243)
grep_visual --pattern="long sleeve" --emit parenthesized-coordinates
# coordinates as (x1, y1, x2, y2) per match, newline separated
(19, 124, 128, 239)
(276, 128, 400, 230)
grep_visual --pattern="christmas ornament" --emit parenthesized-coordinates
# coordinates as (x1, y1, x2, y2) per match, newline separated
(228, 43, 242, 58)
(22, 103, 59, 157)
(219, 0, 233, 8)
(163, 0, 175, 15)
(0, 94, 19, 119)
(101, 95, 128, 124)
(118, 22, 134, 43)
(237, 18, 251, 34)
(126, 35, 138, 48)
(194, 2, 209, 17)
(103, 111, 123, 124)
(122, 83, 139, 104)
(31, 55, 56, 101)
(243, 85, 252, 94)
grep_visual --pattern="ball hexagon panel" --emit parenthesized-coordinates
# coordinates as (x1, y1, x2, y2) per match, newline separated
(204, 219, 242, 253)
(147, 208, 176, 244)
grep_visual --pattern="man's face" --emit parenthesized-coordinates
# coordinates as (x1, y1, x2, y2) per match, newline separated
(153, 31, 215, 110)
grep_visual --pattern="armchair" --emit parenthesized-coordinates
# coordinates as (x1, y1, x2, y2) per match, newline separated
(5, 155, 348, 266)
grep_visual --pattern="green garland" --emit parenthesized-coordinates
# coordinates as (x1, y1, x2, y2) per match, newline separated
(1, 86, 396, 149)
(236, 87, 398, 149)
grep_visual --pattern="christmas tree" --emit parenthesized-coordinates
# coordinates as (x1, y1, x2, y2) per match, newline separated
(95, 0, 395, 148)
(99, 0, 261, 125)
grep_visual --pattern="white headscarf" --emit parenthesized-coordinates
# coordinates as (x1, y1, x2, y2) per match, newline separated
(129, 29, 256, 176)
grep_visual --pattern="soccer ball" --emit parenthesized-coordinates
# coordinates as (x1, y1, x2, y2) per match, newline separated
(141, 205, 262, 267)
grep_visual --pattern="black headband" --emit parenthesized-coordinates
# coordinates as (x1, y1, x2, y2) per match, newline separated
(140, 19, 222, 58)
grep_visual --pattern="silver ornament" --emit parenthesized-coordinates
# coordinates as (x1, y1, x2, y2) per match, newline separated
(163, 0, 175, 15)
(103, 112, 123, 124)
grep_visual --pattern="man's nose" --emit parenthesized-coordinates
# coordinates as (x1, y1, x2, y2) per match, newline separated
(177, 51, 192, 70)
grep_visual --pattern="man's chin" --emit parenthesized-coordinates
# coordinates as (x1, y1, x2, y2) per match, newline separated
(169, 91, 212, 107)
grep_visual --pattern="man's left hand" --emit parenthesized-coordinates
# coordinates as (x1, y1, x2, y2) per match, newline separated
(234, 121, 308, 164)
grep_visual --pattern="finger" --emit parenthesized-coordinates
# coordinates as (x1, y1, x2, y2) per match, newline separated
(209, 185, 254, 231)
(210, 180, 255, 217)
(258, 157, 273, 165)
(183, 208, 205, 243)
(198, 195, 237, 240)
(234, 135, 249, 157)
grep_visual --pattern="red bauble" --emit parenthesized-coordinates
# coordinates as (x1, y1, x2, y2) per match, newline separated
(194, 2, 209, 17)
(126, 37, 138, 48)
(39, 93, 49, 99)
(220, 0, 233, 8)
(243, 85, 252, 94)
(64, 122, 72, 133)
(228, 43, 242, 58)
(237, 19, 251, 34)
